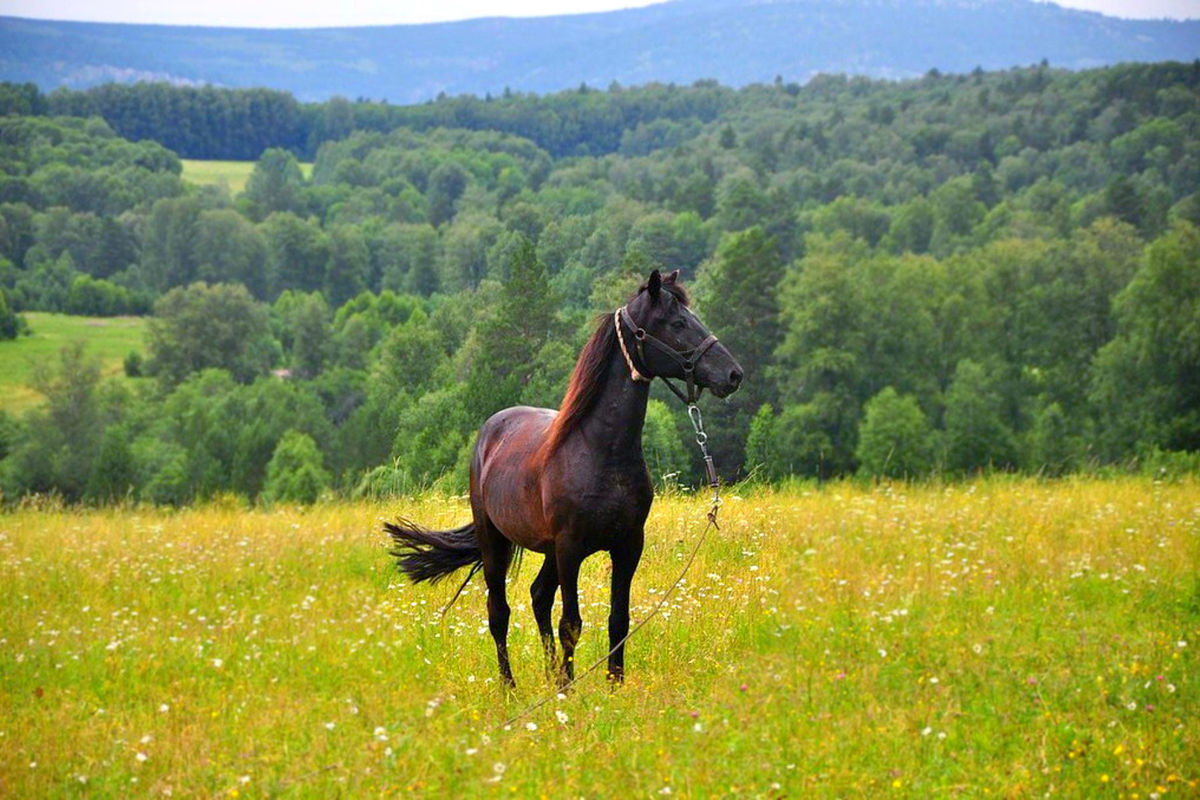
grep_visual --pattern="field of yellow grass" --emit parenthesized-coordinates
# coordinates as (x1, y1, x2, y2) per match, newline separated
(1, 478, 1197, 796)
(180, 160, 313, 195)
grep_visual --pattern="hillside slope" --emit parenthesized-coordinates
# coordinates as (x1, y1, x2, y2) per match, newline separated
(2, 0, 1198, 102)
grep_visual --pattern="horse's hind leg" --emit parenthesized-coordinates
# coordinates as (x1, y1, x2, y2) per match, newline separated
(477, 516, 515, 688)
(530, 553, 558, 678)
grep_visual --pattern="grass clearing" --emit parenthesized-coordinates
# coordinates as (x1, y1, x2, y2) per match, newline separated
(181, 160, 313, 195)
(1, 479, 1197, 795)
(0, 313, 148, 414)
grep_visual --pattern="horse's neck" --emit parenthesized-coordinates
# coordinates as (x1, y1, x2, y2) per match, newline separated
(578, 348, 651, 462)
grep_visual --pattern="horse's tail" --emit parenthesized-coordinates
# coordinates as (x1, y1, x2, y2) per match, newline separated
(385, 517, 481, 584)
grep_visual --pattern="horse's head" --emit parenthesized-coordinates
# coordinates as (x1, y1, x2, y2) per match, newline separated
(623, 269, 743, 399)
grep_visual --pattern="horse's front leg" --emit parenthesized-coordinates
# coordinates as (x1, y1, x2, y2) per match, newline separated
(556, 544, 584, 689)
(607, 530, 644, 684)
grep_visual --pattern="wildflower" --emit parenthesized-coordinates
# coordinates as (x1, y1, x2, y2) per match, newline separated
(211, 658, 223, 668)
(525, 722, 538, 731)
(921, 727, 932, 736)
(136, 752, 148, 763)
(324, 722, 335, 731)
(555, 710, 569, 724)
(159, 704, 170, 713)
(878, 649, 887, 658)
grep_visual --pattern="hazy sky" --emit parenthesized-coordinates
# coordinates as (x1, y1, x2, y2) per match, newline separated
(3, 0, 1197, 27)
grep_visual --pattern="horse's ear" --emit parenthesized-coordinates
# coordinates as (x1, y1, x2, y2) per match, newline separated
(663, 269, 680, 285)
(647, 269, 662, 301)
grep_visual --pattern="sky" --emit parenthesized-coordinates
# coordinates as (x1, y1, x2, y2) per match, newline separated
(2, 0, 1197, 27)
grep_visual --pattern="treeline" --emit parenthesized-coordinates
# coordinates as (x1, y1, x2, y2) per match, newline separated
(1, 60, 1198, 505)
(4, 79, 735, 161)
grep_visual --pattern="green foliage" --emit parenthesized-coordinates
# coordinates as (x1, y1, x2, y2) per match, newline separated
(4, 63, 1200, 504)
(642, 399, 690, 489)
(0, 286, 23, 339)
(1091, 221, 1200, 457)
(244, 148, 307, 219)
(146, 282, 276, 387)
(1, 342, 102, 501)
(943, 360, 1018, 474)
(855, 387, 934, 479)
(262, 429, 332, 505)
(463, 235, 559, 421)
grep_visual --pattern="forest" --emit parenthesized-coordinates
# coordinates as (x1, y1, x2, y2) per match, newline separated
(0, 60, 1198, 505)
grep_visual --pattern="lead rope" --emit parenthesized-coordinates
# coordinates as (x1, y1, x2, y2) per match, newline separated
(499, 404, 721, 730)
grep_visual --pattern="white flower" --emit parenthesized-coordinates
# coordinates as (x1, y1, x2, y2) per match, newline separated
(921, 726, 932, 736)
(492, 762, 506, 775)
(158, 704, 170, 713)
(324, 722, 335, 730)
(878, 649, 887, 658)
(555, 710, 569, 724)
(135, 752, 148, 763)
(525, 721, 538, 731)
(211, 658, 223, 668)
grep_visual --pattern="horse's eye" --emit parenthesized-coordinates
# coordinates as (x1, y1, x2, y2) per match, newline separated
(670, 319, 686, 330)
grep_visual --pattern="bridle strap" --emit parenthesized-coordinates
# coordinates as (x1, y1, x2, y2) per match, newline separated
(616, 305, 720, 404)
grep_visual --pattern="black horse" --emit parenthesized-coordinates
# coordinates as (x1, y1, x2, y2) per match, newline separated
(386, 269, 742, 687)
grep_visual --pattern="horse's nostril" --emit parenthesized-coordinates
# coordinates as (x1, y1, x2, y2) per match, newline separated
(730, 368, 743, 387)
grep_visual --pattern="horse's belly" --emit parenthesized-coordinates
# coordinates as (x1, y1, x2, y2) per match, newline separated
(475, 407, 555, 553)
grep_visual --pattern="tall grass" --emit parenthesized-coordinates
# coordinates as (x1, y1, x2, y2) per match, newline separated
(1, 478, 1196, 796)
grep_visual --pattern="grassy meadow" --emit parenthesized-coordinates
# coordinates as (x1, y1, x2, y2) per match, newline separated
(181, 160, 313, 195)
(0, 313, 148, 414)
(1, 479, 1197, 796)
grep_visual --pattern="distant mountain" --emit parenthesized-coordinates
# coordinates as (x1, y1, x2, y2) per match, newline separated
(2, 0, 1198, 102)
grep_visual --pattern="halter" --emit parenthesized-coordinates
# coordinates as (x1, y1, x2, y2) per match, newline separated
(615, 304, 720, 406)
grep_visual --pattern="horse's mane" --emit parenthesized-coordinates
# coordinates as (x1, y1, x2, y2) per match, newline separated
(539, 282, 690, 462)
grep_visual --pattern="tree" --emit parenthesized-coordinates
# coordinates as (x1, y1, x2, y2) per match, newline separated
(695, 226, 786, 474)
(289, 292, 332, 380)
(427, 161, 470, 227)
(261, 212, 331, 297)
(642, 399, 691, 488)
(463, 235, 559, 420)
(245, 148, 305, 220)
(943, 359, 1017, 474)
(0, 342, 102, 501)
(855, 387, 934, 479)
(1090, 222, 1200, 457)
(146, 282, 277, 387)
(262, 430, 331, 504)
(0, 287, 23, 339)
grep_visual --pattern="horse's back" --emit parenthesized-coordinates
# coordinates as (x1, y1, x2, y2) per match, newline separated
(472, 405, 556, 551)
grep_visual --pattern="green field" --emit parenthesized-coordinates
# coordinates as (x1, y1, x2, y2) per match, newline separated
(181, 159, 313, 195)
(2, 480, 1196, 796)
(0, 313, 148, 414)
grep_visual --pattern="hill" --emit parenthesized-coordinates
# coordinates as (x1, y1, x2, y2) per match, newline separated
(2, 0, 1199, 103)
